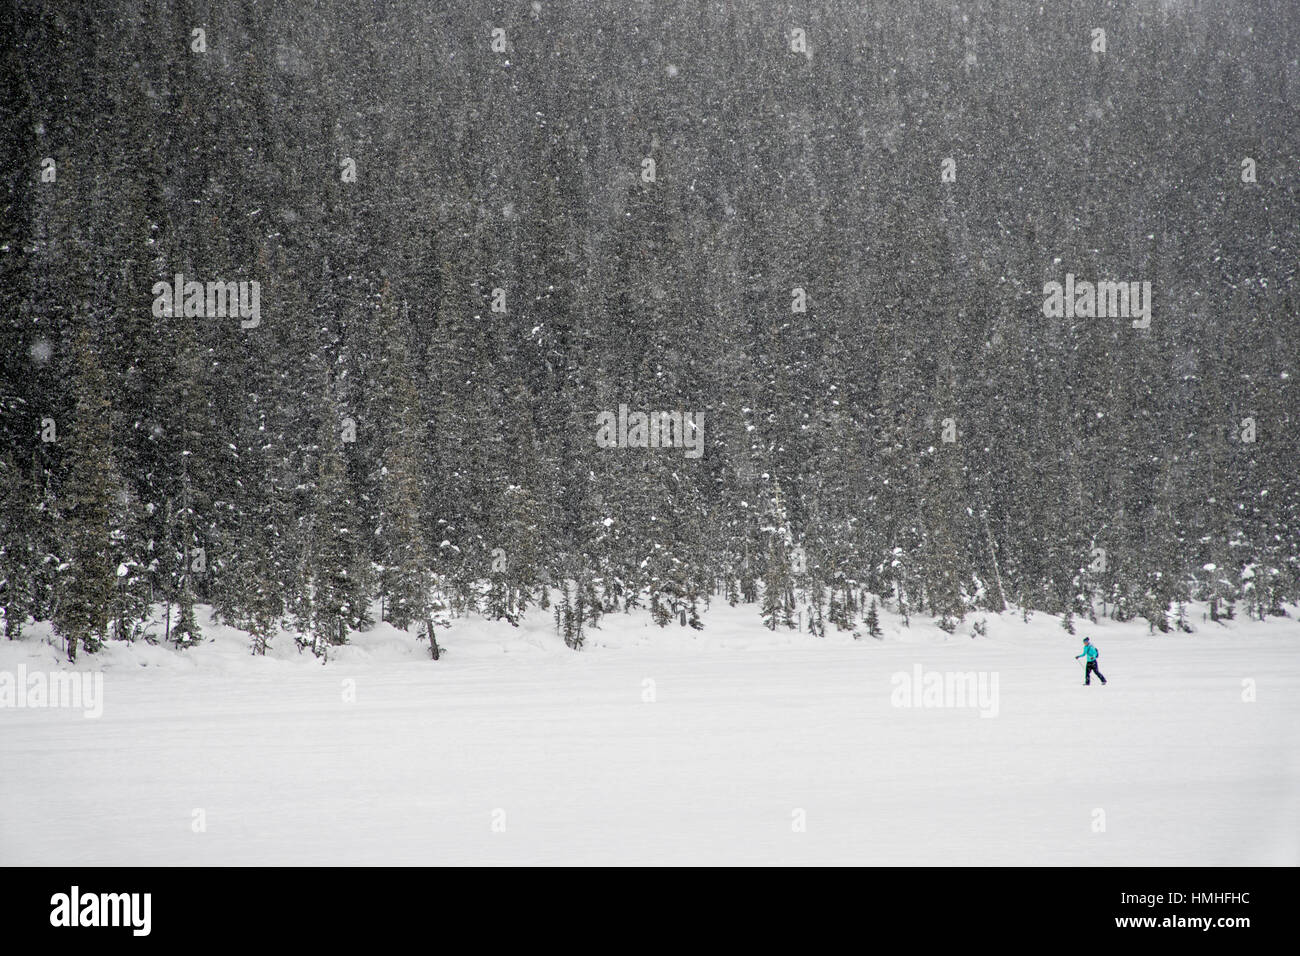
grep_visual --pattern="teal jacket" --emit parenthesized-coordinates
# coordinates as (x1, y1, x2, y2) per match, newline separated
(1076, 643, 1098, 662)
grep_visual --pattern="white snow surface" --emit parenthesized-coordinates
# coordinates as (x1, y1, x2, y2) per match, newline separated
(1, 601, 1296, 866)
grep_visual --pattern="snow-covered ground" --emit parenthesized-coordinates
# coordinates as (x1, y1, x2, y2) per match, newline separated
(2, 602, 1296, 865)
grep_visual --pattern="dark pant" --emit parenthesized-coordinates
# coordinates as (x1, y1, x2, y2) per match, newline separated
(1085, 660, 1106, 685)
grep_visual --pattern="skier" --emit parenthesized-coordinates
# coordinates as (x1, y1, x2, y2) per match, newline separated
(1075, 636, 1107, 686)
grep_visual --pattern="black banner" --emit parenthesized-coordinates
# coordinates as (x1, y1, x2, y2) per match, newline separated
(1, 867, 1280, 945)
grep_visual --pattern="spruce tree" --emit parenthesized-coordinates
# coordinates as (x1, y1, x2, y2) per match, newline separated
(372, 289, 432, 632)
(105, 461, 151, 643)
(52, 332, 115, 661)
(0, 454, 33, 639)
(865, 598, 883, 640)
(309, 393, 369, 656)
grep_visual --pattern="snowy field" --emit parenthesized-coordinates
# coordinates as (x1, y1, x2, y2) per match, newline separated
(2, 603, 1297, 866)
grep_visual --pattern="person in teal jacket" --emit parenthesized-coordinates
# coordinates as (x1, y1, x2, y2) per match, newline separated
(1076, 637, 1107, 686)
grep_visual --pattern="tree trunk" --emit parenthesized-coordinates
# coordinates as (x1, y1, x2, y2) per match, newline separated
(426, 615, 440, 660)
(982, 513, 1008, 613)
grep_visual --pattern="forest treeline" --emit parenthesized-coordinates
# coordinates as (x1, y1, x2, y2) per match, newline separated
(1, 0, 1297, 659)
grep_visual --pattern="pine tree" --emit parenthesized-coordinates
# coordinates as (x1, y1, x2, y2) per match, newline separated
(172, 586, 201, 648)
(0, 454, 34, 639)
(237, 457, 284, 656)
(555, 578, 585, 650)
(52, 332, 115, 661)
(372, 288, 432, 633)
(807, 582, 826, 637)
(309, 393, 369, 656)
(105, 460, 151, 643)
(865, 598, 883, 639)
(760, 481, 795, 631)
(154, 320, 212, 650)
(169, 458, 204, 649)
